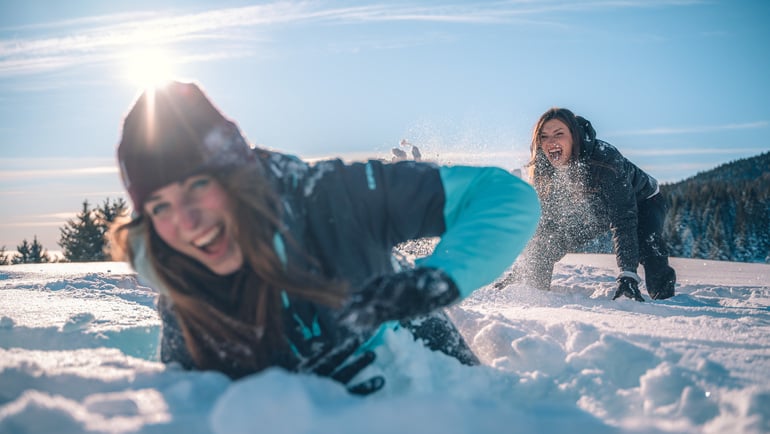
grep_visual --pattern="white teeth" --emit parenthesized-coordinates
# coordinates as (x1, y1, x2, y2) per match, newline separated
(192, 225, 222, 248)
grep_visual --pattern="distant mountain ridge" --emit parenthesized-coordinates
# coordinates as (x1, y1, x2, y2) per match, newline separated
(667, 151, 770, 185)
(660, 151, 770, 263)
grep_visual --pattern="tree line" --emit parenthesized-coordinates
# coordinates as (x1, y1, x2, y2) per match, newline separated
(661, 151, 770, 263)
(0, 198, 128, 265)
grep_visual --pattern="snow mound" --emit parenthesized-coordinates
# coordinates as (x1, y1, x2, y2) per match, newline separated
(1, 255, 769, 433)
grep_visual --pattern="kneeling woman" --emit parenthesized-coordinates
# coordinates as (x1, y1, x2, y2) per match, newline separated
(113, 81, 540, 395)
(519, 107, 676, 301)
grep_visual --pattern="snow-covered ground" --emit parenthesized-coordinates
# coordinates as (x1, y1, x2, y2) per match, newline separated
(1, 254, 769, 434)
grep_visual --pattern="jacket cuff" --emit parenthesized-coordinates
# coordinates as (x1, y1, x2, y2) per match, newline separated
(618, 271, 642, 283)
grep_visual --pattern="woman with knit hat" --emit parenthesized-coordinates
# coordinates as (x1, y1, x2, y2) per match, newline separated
(515, 107, 676, 302)
(113, 81, 540, 395)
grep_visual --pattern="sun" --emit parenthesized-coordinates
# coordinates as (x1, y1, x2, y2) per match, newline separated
(122, 47, 177, 90)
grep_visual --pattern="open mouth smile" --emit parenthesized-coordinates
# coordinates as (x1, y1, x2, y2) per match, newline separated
(192, 224, 225, 253)
(548, 147, 563, 163)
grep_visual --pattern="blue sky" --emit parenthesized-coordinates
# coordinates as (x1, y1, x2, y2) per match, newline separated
(1, 0, 768, 252)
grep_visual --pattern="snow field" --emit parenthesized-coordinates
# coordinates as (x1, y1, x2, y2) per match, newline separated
(1, 255, 769, 433)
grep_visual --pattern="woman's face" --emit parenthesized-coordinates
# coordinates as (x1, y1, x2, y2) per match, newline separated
(144, 175, 244, 275)
(539, 118, 573, 168)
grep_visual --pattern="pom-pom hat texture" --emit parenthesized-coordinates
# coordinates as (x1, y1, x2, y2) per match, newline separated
(117, 81, 253, 214)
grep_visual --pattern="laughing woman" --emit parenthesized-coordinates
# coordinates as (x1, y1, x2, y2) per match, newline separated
(112, 81, 540, 395)
(517, 107, 676, 301)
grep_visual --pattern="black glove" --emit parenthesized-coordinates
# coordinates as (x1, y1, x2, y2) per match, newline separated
(297, 333, 385, 395)
(338, 267, 461, 332)
(613, 273, 645, 302)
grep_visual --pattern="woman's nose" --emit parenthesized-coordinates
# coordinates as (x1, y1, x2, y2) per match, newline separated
(176, 202, 201, 230)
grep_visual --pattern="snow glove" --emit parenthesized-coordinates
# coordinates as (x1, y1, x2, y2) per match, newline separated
(297, 333, 385, 395)
(338, 267, 461, 332)
(298, 266, 461, 395)
(613, 271, 645, 302)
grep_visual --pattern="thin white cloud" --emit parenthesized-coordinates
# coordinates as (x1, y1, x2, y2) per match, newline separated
(0, 166, 118, 181)
(0, 0, 702, 77)
(607, 121, 770, 137)
(37, 212, 78, 220)
(624, 146, 767, 157)
(0, 189, 125, 197)
(0, 3, 299, 76)
(0, 220, 67, 228)
(1, 11, 163, 32)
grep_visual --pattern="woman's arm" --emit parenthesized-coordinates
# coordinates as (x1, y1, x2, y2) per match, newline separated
(418, 165, 541, 298)
(320, 160, 540, 298)
(337, 162, 540, 331)
(597, 159, 641, 272)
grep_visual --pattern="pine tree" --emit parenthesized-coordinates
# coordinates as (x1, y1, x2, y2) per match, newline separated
(96, 197, 128, 224)
(95, 197, 128, 259)
(28, 236, 50, 263)
(59, 200, 106, 262)
(13, 239, 31, 264)
(0, 245, 10, 265)
(58, 198, 129, 262)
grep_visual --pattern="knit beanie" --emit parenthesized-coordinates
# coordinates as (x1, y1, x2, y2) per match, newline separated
(117, 81, 254, 214)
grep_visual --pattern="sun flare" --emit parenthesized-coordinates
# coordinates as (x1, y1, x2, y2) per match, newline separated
(122, 47, 177, 90)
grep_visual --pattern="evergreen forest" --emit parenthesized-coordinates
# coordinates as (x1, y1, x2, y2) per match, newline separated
(661, 151, 770, 263)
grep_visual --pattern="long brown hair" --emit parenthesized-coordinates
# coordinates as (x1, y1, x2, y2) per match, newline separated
(112, 160, 347, 377)
(527, 107, 586, 194)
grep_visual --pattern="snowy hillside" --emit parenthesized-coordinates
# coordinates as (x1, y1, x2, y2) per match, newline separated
(1, 255, 769, 433)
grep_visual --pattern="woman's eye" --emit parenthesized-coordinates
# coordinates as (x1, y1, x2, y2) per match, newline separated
(190, 177, 210, 190)
(150, 203, 170, 216)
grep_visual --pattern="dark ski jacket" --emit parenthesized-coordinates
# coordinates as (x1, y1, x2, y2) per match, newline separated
(526, 132, 659, 283)
(134, 150, 540, 385)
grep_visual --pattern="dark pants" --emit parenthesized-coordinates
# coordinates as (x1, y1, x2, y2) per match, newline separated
(523, 193, 676, 299)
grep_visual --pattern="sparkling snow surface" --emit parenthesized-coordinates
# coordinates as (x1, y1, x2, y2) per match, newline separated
(1, 255, 769, 434)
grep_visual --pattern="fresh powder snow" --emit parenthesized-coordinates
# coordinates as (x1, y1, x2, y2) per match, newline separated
(1, 254, 769, 433)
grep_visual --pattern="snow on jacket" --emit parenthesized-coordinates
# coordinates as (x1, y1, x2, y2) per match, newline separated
(136, 150, 540, 382)
(531, 137, 659, 275)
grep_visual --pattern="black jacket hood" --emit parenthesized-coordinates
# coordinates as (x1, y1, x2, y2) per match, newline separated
(576, 116, 597, 159)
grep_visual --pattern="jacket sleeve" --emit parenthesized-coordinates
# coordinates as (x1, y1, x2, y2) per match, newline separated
(306, 160, 539, 299)
(598, 158, 641, 272)
(417, 166, 540, 298)
(301, 159, 448, 288)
